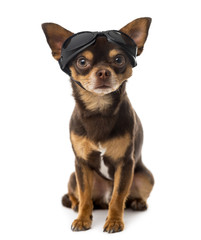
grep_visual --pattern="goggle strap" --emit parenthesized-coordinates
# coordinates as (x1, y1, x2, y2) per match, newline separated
(72, 78, 86, 90)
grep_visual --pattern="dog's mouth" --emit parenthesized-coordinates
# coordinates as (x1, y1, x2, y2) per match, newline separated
(95, 84, 111, 89)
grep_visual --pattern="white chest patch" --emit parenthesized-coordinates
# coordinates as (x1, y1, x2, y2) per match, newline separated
(98, 143, 112, 180)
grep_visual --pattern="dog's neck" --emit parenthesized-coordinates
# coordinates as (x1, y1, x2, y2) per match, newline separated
(71, 79, 127, 117)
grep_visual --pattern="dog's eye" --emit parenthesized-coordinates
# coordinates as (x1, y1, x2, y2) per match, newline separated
(114, 55, 125, 66)
(77, 57, 89, 68)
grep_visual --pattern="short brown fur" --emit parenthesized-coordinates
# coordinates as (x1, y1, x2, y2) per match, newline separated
(102, 133, 131, 161)
(70, 132, 98, 160)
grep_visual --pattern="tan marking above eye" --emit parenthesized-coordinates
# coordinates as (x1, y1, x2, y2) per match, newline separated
(109, 49, 121, 58)
(81, 50, 93, 61)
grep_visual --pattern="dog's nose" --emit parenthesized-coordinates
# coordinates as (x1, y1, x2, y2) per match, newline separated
(96, 69, 111, 80)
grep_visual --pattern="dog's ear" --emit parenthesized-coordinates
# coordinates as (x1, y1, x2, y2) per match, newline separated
(120, 17, 152, 56)
(42, 23, 73, 60)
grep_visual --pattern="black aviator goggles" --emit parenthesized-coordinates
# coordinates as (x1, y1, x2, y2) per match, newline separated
(59, 30, 138, 76)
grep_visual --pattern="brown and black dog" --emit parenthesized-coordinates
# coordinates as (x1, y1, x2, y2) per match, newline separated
(42, 17, 154, 233)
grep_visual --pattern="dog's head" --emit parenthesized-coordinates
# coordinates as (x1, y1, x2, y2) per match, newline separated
(42, 18, 151, 96)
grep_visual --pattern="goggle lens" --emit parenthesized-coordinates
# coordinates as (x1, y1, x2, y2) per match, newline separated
(63, 32, 95, 51)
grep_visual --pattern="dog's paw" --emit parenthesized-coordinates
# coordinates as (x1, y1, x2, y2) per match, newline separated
(103, 218, 124, 233)
(71, 218, 92, 231)
(130, 198, 147, 211)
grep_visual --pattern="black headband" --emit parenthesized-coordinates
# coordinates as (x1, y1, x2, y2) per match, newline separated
(59, 30, 138, 76)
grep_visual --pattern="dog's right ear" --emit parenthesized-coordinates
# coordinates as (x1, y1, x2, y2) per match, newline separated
(42, 23, 73, 60)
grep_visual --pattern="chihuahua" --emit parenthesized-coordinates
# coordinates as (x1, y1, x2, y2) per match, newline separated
(42, 17, 154, 233)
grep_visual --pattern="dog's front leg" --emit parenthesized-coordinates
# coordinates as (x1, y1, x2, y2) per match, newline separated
(71, 160, 93, 231)
(104, 159, 134, 233)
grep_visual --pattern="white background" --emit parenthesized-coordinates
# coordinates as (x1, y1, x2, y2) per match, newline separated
(0, 0, 201, 239)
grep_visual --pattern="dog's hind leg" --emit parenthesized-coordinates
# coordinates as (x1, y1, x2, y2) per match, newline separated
(127, 159, 154, 211)
(62, 171, 113, 212)
(62, 172, 79, 211)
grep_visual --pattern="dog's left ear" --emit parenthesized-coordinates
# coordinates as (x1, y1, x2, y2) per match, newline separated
(120, 17, 152, 56)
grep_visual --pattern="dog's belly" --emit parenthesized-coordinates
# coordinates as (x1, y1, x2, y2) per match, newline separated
(92, 171, 113, 205)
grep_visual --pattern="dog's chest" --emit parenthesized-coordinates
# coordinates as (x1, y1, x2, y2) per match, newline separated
(98, 143, 112, 180)
(71, 131, 131, 180)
